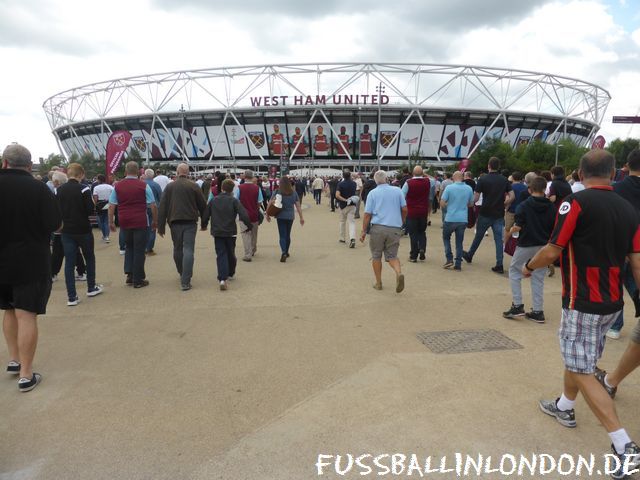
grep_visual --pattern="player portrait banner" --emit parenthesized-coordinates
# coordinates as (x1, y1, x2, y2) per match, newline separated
(591, 135, 606, 149)
(105, 130, 132, 175)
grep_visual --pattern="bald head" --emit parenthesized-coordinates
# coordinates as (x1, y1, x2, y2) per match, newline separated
(2, 144, 32, 169)
(412, 166, 423, 177)
(176, 163, 189, 176)
(579, 149, 615, 181)
(452, 171, 463, 182)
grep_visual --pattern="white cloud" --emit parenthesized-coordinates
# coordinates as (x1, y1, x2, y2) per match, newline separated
(0, 0, 638, 159)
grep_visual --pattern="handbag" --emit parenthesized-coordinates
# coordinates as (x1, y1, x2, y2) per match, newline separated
(504, 236, 517, 256)
(467, 206, 477, 229)
(266, 194, 283, 217)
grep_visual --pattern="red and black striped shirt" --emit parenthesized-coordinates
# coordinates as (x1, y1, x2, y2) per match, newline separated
(549, 186, 640, 315)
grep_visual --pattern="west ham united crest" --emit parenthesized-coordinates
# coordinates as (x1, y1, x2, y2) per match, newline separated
(249, 132, 265, 149)
(380, 131, 397, 148)
(133, 136, 147, 152)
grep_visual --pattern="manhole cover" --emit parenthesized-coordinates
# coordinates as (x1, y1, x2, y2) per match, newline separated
(417, 329, 523, 354)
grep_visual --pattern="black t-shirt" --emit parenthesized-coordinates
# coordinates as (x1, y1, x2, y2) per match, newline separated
(337, 178, 357, 209)
(361, 179, 377, 203)
(463, 179, 476, 191)
(475, 172, 512, 219)
(613, 175, 640, 211)
(549, 177, 572, 208)
(549, 186, 640, 315)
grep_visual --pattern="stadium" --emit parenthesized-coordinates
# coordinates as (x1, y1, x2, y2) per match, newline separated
(42, 62, 611, 173)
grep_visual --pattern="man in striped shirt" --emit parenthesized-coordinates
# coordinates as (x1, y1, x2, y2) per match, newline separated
(523, 150, 640, 478)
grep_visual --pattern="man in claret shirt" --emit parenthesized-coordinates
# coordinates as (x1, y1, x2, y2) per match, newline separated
(523, 150, 640, 477)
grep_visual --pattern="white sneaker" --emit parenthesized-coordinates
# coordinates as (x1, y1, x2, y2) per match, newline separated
(51, 274, 58, 282)
(119, 250, 125, 255)
(105, 237, 110, 243)
(606, 329, 621, 340)
(75, 273, 87, 281)
(87, 285, 104, 297)
(67, 297, 80, 306)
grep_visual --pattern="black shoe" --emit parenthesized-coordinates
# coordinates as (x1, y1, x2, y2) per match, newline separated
(242, 258, 252, 262)
(491, 265, 504, 274)
(409, 258, 417, 263)
(419, 250, 426, 261)
(134, 280, 149, 288)
(503, 303, 525, 319)
(280, 254, 287, 263)
(594, 367, 617, 398)
(339, 240, 346, 243)
(126, 274, 133, 286)
(6, 360, 20, 375)
(538, 398, 576, 428)
(349, 239, 355, 249)
(453, 265, 462, 271)
(610, 441, 640, 480)
(462, 251, 472, 264)
(181, 283, 192, 291)
(427, 221, 431, 226)
(18, 373, 42, 392)
(443, 261, 454, 269)
(525, 310, 546, 324)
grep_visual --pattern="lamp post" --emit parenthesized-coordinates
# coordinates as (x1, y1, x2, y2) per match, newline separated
(231, 127, 237, 174)
(555, 143, 563, 166)
(358, 106, 362, 174)
(375, 82, 385, 171)
(179, 104, 186, 161)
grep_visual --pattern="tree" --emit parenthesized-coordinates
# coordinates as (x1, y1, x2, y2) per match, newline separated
(469, 137, 514, 176)
(40, 153, 67, 177)
(607, 138, 640, 167)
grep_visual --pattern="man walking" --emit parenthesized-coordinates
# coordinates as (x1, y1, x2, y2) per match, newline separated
(312, 176, 324, 205)
(158, 163, 207, 291)
(109, 161, 157, 288)
(328, 176, 339, 212)
(143, 169, 163, 255)
(360, 170, 407, 293)
(502, 176, 556, 322)
(335, 169, 358, 248)
(401, 166, 430, 262)
(236, 170, 263, 262)
(525, 151, 640, 478)
(201, 179, 252, 291)
(463, 157, 514, 273)
(56, 163, 104, 306)
(1, 144, 61, 392)
(440, 171, 473, 270)
(354, 172, 364, 219)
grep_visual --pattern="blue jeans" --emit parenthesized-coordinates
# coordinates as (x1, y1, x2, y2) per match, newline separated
(610, 262, 638, 331)
(443, 222, 467, 266)
(467, 215, 505, 266)
(119, 229, 126, 251)
(96, 210, 110, 239)
(61, 232, 96, 300)
(146, 210, 156, 252)
(214, 236, 236, 281)
(277, 218, 294, 254)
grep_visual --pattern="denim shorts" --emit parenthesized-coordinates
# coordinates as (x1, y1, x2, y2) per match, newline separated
(558, 308, 620, 374)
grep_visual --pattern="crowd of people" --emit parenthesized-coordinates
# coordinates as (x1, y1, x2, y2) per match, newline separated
(2, 142, 640, 477)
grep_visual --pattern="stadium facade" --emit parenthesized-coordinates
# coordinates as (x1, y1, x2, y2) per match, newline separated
(43, 63, 611, 172)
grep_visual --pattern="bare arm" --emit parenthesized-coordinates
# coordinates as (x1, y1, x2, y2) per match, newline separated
(504, 190, 515, 208)
(295, 201, 304, 226)
(401, 206, 408, 224)
(360, 212, 372, 243)
(522, 243, 562, 277)
(108, 204, 116, 232)
(150, 203, 158, 231)
(473, 191, 480, 204)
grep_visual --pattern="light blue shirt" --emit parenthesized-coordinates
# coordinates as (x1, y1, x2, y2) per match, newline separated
(364, 183, 406, 228)
(108, 176, 156, 205)
(234, 185, 264, 202)
(441, 181, 473, 223)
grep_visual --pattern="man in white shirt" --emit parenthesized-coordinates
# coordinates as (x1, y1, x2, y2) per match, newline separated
(154, 171, 170, 191)
(92, 174, 114, 242)
(354, 173, 364, 219)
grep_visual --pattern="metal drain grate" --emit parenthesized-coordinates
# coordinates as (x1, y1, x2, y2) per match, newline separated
(417, 329, 523, 354)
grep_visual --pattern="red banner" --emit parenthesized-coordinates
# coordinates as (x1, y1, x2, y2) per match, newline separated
(105, 130, 132, 176)
(591, 135, 606, 149)
(458, 158, 471, 172)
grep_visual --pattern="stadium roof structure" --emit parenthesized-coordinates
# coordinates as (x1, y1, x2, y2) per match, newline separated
(43, 62, 611, 167)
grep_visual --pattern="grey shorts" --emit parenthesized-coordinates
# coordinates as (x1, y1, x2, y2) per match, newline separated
(632, 320, 640, 344)
(558, 308, 620, 374)
(369, 224, 402, 261)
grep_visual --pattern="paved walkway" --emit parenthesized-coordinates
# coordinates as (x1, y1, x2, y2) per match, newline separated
(1, 198, 638, 479)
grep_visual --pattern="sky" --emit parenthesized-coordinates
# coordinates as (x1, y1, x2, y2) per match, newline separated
(1, 0, 639, 160)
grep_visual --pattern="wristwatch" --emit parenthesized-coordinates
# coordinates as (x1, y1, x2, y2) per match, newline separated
(524, 260, 534, 272)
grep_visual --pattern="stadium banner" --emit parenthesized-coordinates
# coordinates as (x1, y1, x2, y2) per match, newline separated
(311, 124, 330, 157)
(333, 124, 353, 157)
(397, 124, 423, 157)
(591, 135, 606, 149)
(105, 130, 132, 175)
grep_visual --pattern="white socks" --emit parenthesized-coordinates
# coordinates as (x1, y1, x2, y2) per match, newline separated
(556, 394, 576, 411)
(610, 428, 632, 454)
(604, 374, 615, 389)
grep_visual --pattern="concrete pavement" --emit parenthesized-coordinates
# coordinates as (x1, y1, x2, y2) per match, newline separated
(1, 197, 638, 479)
